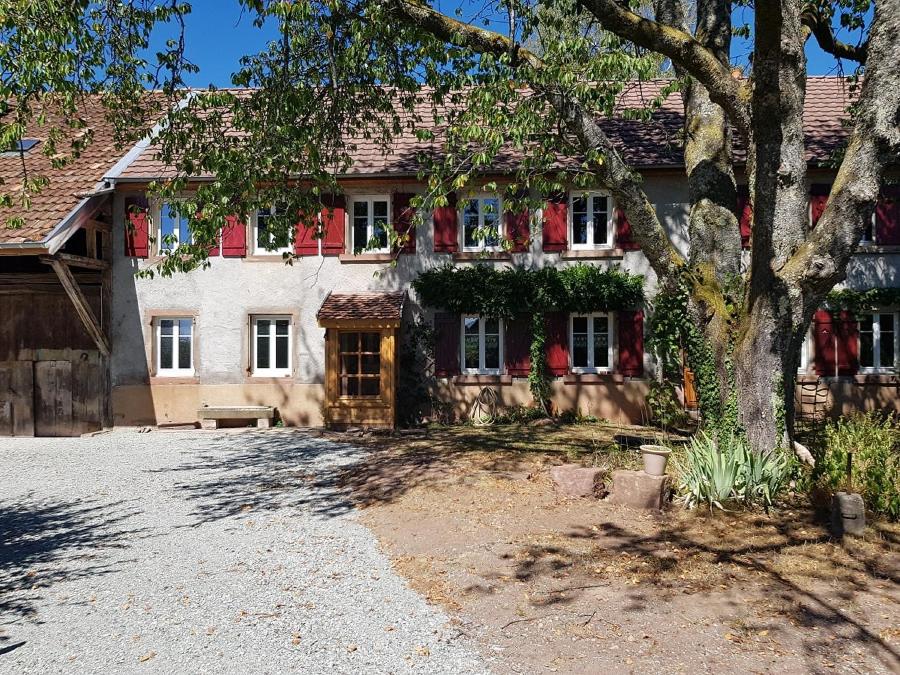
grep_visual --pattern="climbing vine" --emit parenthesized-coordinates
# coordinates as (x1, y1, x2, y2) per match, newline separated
(528, 312, 551, 413)
(826, 287, 900, 315)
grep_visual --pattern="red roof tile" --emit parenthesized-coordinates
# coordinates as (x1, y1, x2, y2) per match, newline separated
(317, 292, 406, 322)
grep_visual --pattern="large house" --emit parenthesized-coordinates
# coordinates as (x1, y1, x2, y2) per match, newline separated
(1, 78, 898, 436)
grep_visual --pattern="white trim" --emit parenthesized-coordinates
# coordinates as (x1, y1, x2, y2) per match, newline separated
(460, 195, 502, 252)
(460, 315, 504, 374)
(155, 200, 193, 251)
(154, 317, 195, 377)
(859, 211, 877, 246)
(251, 315, 293, 377)
(569, 192, 614, 250)
(350, 195, 391, 253)
(252, 206, 293, 255)
(569, 313, 614, 373)
(858, 310, 898, 373)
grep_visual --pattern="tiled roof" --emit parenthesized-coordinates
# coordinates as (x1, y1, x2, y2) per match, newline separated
(117, 77, 856, 180)
(317, 292, 406, 322)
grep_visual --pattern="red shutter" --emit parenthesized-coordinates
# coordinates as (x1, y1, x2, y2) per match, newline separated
(393, 192, 416, 253)
(546, 312, 569, 376)
(221, 215, 247, 257)
(835, 310, 859, 376)
(875, 185, 900, 245)
(433, 312, 460, 377)
(504, 316, 532, 376)
(294, 211, 319, 256)
(433, 192, 458, 253)
(813, 309, 836, 376)
(504, 197, 530, 253)
(321, 194, 346, 256)
(124, 195, 149, 258)
(615, 204, 639, 250)
(542, 193, 568, 252)
(618, 310, 644, 377)
(736, 185, 752, 249)
(810, 183, 830, 228)
(209, 230, 221, 257)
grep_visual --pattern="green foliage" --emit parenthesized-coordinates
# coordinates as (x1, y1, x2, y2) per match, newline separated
(825, 288, 900, 316)
(557, 408, 601, 425)
(645, 381, 688, 429)
(528, 312, 551, 413)
(397, 319, 437, 427)
(492, 405, 547, 425)
(673, 433, 793, 510)
(815, 412, 900, 521)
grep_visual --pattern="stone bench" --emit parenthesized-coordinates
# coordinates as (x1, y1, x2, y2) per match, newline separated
(197, 406, 275, 430)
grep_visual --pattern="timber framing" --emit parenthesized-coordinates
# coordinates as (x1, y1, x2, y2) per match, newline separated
(39, 255, 111, 356)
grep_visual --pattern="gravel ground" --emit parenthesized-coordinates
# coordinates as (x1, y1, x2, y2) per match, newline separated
(0, 429, 490, 674)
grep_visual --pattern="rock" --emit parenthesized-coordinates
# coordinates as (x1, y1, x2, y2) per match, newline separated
(831, 492, 866, 537)
(550, 464, 605, 498)
(608, 470, 670, 510)
(529, 417, 556, 427)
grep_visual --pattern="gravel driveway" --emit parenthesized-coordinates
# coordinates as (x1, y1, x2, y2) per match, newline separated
(0, 429, 489, 674)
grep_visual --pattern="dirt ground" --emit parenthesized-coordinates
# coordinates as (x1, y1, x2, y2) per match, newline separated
(332, 423, 900, 674)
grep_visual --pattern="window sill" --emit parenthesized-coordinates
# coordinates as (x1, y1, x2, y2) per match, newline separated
(150, 376, 200, 385)
(452, 251, 512, 261)
(563, 372, 626, 384)
(854, 245, 900, 254)
(451, 374, 513, 385)
(244, 254, 295, 262)
(338, 253, 394, 263)
(246, 374, 294, 383)
(561, 248, 624, 260)
(854, 373, 899, 385)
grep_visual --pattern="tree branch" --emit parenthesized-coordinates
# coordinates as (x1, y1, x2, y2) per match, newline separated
(801, 8, 868, 63)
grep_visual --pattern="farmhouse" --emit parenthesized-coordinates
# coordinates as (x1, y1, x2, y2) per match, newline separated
(1, 78, 898, 435)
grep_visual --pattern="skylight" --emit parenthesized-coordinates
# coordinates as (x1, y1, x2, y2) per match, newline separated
(15, 139, 39, 152)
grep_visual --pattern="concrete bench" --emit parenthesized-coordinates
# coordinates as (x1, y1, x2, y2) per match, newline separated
(197, 406, 275, 430)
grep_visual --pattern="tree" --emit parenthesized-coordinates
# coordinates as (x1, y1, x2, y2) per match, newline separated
(2, 1, 898, 457)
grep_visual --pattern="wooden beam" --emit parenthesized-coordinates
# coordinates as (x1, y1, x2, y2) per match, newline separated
(49, 253, 109, 271)
(40, 256, 110, 356)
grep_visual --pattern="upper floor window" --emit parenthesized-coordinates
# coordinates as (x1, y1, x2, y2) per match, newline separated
(570, 313, 613, 372)
(351, 197, 390, 253)
(859, 312, 897, 372)
(159, 202, 192, 251)
(155, 317, 194, 376)
(252, 316, 292, 377)
(462, 196, 501, 251)
(253, 206, 293, 255)
(571, 193, 612, 249)
(861, 212, 876, 245)
(462, 315, 503, 374)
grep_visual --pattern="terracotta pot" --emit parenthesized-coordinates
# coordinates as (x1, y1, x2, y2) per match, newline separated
(640, 444, 671, 476)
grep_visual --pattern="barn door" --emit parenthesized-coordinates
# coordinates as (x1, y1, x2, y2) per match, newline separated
(34, 361, 73, 437)
(0, 362, 35, 436)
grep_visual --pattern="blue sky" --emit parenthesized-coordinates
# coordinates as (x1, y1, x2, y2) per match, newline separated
(152, 1, 861, 89)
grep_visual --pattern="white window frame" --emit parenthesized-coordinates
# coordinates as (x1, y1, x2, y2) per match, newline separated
(251, 315, 293, 377)
(569, 192, 614, 250)
(350, 195, 391, 253)
(460, 315, 504, 374)
(154, 317, 195, 377)
(252, 205, 293, 256)
(858, 311, 898, 373)
(460, 195, 503, 252)
(156, 200, 192, 252)
(569, 313, 614, 373)
(860, 211, 877, 246)
(798, 329, 811, 373)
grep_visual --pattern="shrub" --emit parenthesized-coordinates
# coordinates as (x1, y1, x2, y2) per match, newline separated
(816, 412, 900, 521)
(493, 405, 547, 425)
(645, 380, 688, 429)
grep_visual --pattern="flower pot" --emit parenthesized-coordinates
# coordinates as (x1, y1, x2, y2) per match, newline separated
(640, 444, 671, 476)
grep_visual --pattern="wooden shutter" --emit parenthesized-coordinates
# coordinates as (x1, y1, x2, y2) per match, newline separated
(809, 183, 830, 228)
(545, 312, 569, 376)
(124, 195, 149, 258)
(321, 194, 346, 256)
(221, 215, 246, 257)
(618, 310, 644, 377)
(614, 204, 639, 250)
(875, 185, 900, 245)
(835, 310, 859, 376)
(393, 192, 416, 253)
(294, 211, 319, 256)
(208, 230, 220, 257)
(504, 193, 530, 253)
(736, 185, 752, 249)
(505, 315, 532, 376)
(813, 309, 836, 376)
(542, 193, 568, 252)
(433, 312, 460, 377)
(433, 192, 459, 253)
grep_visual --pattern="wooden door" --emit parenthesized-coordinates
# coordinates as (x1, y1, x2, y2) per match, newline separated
(34, 360, 73, 437)
(0, 361, 35, 436)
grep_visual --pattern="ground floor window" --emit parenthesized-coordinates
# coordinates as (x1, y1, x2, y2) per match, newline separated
(570, 313, 612, 372)
(462, 316, 502, 374)
(859, 311, 897, 372)
(338, 331, 381, 396)
(155, 317, 194, 376)
(252, 316, 291, 376)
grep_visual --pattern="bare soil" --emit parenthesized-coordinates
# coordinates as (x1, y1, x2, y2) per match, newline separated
(333, 423, 900, 674)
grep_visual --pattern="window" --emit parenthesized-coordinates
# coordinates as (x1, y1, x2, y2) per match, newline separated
(338, 331, 381, 397)
(859, 312, 897, 372)
(253, 206, 293, 255)
(461, 316, 502, 374)
(155, 318, 194, 376)
(462, 196, 501, 251)
(571, 193, 612, 249)
(351, 197, 389, 253)
(159, 202, 192, 251)
(252, 316, 292, 376)
(861, 212, 876, 245)
(570, 313, 613, 372)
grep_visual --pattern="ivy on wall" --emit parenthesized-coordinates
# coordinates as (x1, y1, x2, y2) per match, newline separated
(825, 287, 900, 314)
